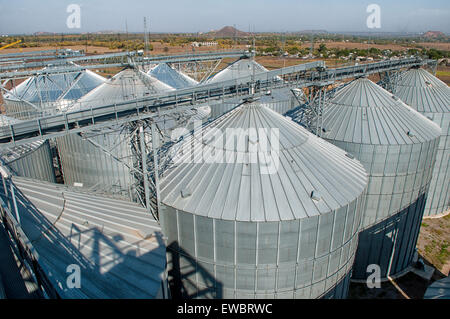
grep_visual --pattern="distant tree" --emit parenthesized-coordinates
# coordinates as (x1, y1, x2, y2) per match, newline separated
(318, 43, 327, 53)
(287, 46, 300, 55)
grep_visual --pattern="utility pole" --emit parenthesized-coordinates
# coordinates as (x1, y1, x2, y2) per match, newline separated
(125, 19, 129, 53)
(144, 17, 150, 56)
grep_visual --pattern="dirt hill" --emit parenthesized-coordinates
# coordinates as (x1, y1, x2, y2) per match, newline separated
(208, 26, 250, 37)
(423, 31, 447, 39)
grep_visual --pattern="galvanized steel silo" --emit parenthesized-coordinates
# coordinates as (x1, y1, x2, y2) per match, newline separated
(2, 68, 105, 119)
(148, 63, 199, 89)
(204, 58, 287, 119)
(159, 100, 368, 299)
(57, 68, 210, 200)
(208, 87, 299, 120)
(204, 58, 269, 84)
(0, 116, 56, 183)
(393, 68, 449, 217)
(305, 78, 441, 280)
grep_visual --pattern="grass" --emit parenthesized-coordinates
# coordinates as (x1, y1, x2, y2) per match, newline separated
(438, 242, 450, 265)
(436, 70, 450, 77)
(418, 214, 450, 273)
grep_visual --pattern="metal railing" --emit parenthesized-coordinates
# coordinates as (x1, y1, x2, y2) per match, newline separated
(0, 57, 436, 149)
(0, 50, 249, 77)
(0, 165, 60, 299)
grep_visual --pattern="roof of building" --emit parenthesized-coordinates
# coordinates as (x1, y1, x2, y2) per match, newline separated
(160, 100, 368, 222)
(3, 69, 105, 104)
(313, 77, 441, 145)
(69, 68, 174, 111)
(394, 68, 450, 114)
(205, 58, 268, 84)
(9, 176, 166, 299)
(148, 63, 198, 89)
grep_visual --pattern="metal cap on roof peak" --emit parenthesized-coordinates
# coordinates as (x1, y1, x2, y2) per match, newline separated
(160, 100, 368, 222)
(316, 77, 442, 145)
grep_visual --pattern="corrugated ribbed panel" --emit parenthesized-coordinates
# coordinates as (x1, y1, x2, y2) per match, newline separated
(5, 176, 167, 299)
(160, 102, 367, 298)
(57, 128, 135, 200)
(57, 106, 211, 201)
(394, 68, 449, 217)
(317, 78, 441, 145)
(148, 63, 198, 89)
(205, 59, 268, 84)
(300, 77, 442, 280)
(395, 68, 450, 114)
(3, 69, 105, 103)
(0, 115, 55, 182)
(69, 68, 174, 111)
(3, 69, 105, 119)
(5, 140, 56, 183)
(160, 102, 368, 222)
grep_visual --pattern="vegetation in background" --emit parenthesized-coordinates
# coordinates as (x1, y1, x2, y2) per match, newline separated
(418, 214, 450, 274)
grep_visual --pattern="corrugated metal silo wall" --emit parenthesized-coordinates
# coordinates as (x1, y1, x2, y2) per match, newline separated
(56, 132, 135, 201)
(6, 140, 56, 183)
(421, 112, 449, 217)
(329, 137, 440, 279)
(160, 194, 365, 299)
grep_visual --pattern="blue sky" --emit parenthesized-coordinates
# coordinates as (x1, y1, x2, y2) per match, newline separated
(0, 0, 449, 34)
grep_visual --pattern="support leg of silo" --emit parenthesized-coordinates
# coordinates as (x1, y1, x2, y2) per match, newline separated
(139, 125, 152, 217)
(151, 122, 161, 218)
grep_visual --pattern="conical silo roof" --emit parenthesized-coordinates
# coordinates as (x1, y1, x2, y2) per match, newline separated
(160, 100, 368, 222)
(394, 68, 450, 114)
(70, 68, 174, 110)
(148, 63, 198, 89)
(205, 58, 268, 84)
(317, 78, 442, 145)
(3, 68, 105, 104)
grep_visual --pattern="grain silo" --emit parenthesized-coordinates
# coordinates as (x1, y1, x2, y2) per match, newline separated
(0, 115, 55, 183)
(148, 63, 199, 89)
(2, 68, 105, 119)
(302, 77, 441, 280)
(204, 58, 293, 119)
(205, 58, 269, 84)
(57, 68, 210, 200)
(159, 100, 368, 299)
(393, 68, 449, 217)
(208, 87, 299, 120)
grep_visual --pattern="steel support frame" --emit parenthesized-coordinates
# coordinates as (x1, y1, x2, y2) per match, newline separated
(79, 116, 174, 220)
(292, 85, 327, 136)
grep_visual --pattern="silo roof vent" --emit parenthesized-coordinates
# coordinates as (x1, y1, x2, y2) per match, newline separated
(310, 190, 322, 201)
(345, 152, 355, 159)
(181, 188, 192, 198)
